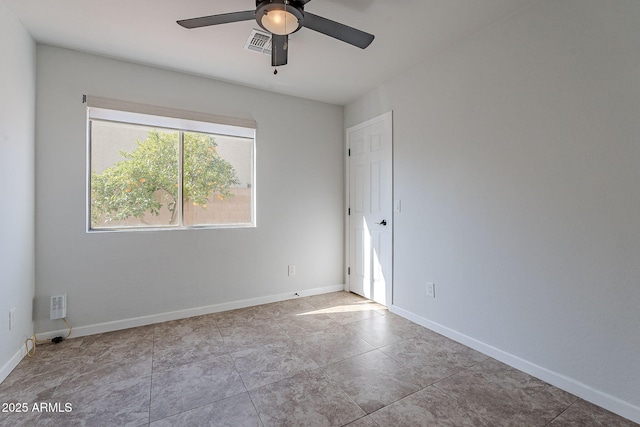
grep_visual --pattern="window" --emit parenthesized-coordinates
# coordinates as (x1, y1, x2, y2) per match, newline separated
(87, 97, 255, 231)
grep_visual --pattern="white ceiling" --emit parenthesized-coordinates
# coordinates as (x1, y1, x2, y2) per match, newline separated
(6, 0, 537, 105)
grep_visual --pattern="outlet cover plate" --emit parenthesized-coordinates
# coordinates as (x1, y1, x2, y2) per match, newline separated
(50, 294, 67, 320)
(9, 308, 16, 330)
(426, 282, 436, 298)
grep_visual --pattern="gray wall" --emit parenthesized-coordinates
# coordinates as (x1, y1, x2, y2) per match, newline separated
(0, 0, 36, 379)
(346, 0, 639, 419)
(34, 45, 344, 333)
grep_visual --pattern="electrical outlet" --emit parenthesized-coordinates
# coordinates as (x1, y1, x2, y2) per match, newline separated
(9, 308, 16, 330)
(426, 282, 436, 298)
(288, 265, 296, 276)
(50, 294, 67, 320)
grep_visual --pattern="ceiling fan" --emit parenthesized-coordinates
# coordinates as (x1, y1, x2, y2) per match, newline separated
(177, 0, 375, 67)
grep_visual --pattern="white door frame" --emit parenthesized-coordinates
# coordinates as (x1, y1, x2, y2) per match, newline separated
(345, 111, 393, 306)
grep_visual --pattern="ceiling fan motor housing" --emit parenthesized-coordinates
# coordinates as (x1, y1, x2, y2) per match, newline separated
(256, 0, 305, 35)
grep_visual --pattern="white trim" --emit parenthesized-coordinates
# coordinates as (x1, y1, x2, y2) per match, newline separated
(0, 346, 25, 384)
(344, 128, 351, 293)
(346, 111, 393, 134)
(35, 285, 345, 340)
(390, 304, 640, 425)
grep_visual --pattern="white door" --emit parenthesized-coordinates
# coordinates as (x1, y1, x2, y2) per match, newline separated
(346, 112, 393, 306)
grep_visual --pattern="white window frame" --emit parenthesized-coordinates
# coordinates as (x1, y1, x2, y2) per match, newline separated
(86, 97, 256, 232)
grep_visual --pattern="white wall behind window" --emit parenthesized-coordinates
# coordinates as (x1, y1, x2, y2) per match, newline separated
(345, 0, 640, 418)
(0, 0, 36, 378)
(34, 45, 344, 333)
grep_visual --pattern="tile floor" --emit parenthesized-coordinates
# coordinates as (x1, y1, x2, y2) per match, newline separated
(0, 291, 636, 426)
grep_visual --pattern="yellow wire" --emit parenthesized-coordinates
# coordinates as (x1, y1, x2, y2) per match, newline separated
(25, 317, 73, 358)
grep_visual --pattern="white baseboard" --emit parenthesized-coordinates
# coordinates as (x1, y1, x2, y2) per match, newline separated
(390, 305, 640, 425)
(36, 284, 346, 341)
(0, 346, 25, 384)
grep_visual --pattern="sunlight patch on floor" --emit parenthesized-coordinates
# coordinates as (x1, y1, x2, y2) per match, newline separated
(297, 302, 387, 316)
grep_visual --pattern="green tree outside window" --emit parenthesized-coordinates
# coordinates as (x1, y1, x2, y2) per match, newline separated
(91, 129, 240, 227)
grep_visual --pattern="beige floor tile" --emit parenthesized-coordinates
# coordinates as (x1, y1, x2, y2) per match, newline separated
(56, 357, 152, 395)
(299, 298, 388, 326)
(38, 375, 151, 427)
(79, 326, 155, 365)
(321, 349, 426, 414)
(379, 335, 486, 385)
(231, 340, 318, 390)
(324, 302, 387, 325)
(153, 317, 226, 371)
(219, 322, 290, 353)
(434, 359, 578, 425)
(370, 385, 492, 427)
(249, 370, 365, 426)
(305, 291, 369, 310)
(276, 312, 342, 339)
(343, 312, 426, 348)
(297, 327, 375, 366)
(212, 305, 271, 328)
(150, 354, 246, 421)
(343, 415, 379, 426)
(260, 298, 317, 317)
(549, 398, 639, 426)
(150, 392, 262, 427)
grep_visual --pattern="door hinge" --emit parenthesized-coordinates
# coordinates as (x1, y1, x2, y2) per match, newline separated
(348, 267, 351, 275)
(348, 208, 351, 215)
(348, 148, 351, 156)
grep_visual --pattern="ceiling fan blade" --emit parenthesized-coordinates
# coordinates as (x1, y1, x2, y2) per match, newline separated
(177, 10, 255, 29)
(272, 34, 289, 67)
(303, 12, 374, 49)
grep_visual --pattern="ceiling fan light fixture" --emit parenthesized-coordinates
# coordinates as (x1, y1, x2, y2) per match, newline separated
(256, 1, 304, 36)
(262, 10, 297, 35)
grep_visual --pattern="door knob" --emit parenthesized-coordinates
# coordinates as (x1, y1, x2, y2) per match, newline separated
(377, 219, 387, 226)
